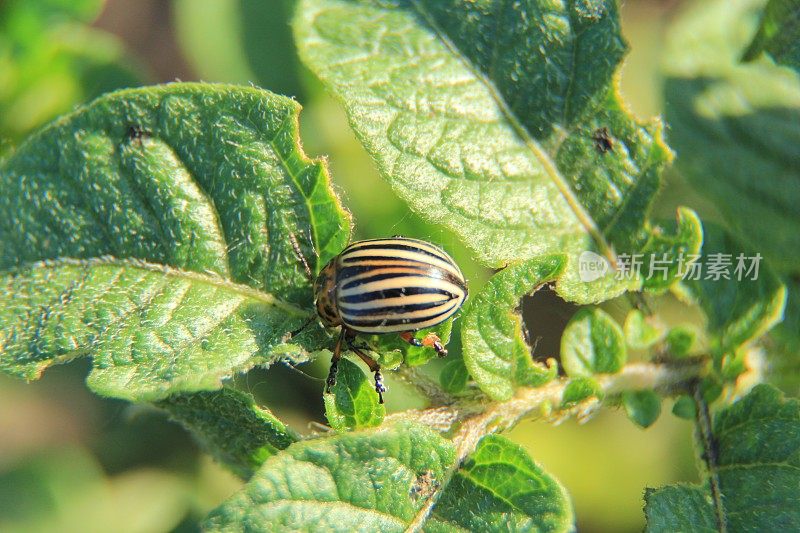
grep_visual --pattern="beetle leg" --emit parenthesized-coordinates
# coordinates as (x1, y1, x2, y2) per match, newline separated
(347, 340, 387, 404)
(399, 331, 447, 358)
(398, 331, 423, 347)
(326, 329, 346, 393)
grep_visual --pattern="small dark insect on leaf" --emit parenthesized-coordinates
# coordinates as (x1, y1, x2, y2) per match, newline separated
(410, 470, 440, 501)
(127, 125, 151, 143)
(591, 127, 614, 154)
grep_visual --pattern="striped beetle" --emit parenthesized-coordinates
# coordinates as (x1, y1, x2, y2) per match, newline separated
(293, 236, 468, 403)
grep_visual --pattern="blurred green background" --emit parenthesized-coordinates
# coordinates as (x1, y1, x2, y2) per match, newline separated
(0, 1, 717, 531)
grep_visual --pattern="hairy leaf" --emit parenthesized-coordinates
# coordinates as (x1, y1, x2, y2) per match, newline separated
(204, 423, 572, 532)
(0, 83, 351, 398)
(644, 385, 800, 531)
(561, 308, 626, 377)
(461, 256, 564, 401)
(665, 326, 697, 358)
(324, 357, 385, 430)
(622, 390, 661, 429)
(561, 377, 602, 407)
(440, 354, 469, 394)
(295, 0, 701, 303)
(664, 0, 800, 274)
(158, 387, 299, 478)
(429, 435, 574, 532)
(204, 422, 455, 531)
(743, 0, 800, 71)
(623, 309, 665, 350)
(0, 258, 324, 400)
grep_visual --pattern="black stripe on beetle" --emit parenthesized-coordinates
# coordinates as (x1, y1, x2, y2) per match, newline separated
(310, 236, 468, 403)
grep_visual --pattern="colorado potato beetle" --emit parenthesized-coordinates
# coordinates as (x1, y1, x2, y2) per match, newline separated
(296, 236, 468, 403)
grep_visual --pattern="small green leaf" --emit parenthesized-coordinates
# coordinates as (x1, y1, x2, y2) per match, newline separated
(372, 319, 453, 368)
(440, 356, 469, 394)
(768, 277, 800, 393)
(675, 226, 786, 361)
(429, 435, 574, 532)
(461, 256, 565, 401)
(562, 377, 602, 407)
(157, 387, 298, 478)
(665, 326, 697, 357)
(672, 395, 697, 420)
(645, 385, 800, 531)
(324, 357, 385, 431)
(561, 308, 627, 377)
(700, 376, 724, 404)
(664, 0, 800, 274)
(624, 309, 665, 350)
(642, 208, 705, 293)
(204, 422, 456, 532)
(295, 0, 701, 304)
(0, 83, 351, 399)
(743, 0, 800, 71)
(622, 390, 662, 429)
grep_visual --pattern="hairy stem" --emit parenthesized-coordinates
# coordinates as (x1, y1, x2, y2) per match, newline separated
(693, 383, 728, 533)
(391, 365, 454, 406)
(402, 360, 708, 532)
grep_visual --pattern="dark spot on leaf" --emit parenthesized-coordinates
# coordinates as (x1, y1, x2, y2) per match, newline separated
(127, 125, 151, 144)
(410, 470, 439, 501)
(591, 127, 614, 154)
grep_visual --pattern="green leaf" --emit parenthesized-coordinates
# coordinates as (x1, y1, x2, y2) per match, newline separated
(768, 277, 800, 393)
(665, 326, 697, 357)
(0, 83, 351, 399)
(461, 256, 565, 401)
(440, 355, 469, 394)
(324, 357, 385, 430)
(429, 435, 574, 532)
(664, 0, 800, 274)
(0, 258, 325, 400)
(371, 319, 453, 368)
(743, 0, 800, 71)
(294, 0, 702, 303)
(672, 395, 697, 420)
(561, 308, 626, 377)
(562, 377, 602, 407)
(157, 387, 298, 478)
(674, 226, 786, 361)
(623, 309, 665, 350)
(204, 423, 573, 532)
(203, 422, 456, 532)
(622, 390, 662, 429)
(644, 384, 800, 532)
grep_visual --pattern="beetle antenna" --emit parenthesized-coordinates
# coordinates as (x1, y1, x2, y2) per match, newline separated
(289, 231, 314, 282)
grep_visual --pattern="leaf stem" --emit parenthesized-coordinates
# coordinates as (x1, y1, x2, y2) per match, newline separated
(692, 383, 728, 533)
(391, 365, 453, 407)
(403, 361, 707, 531)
